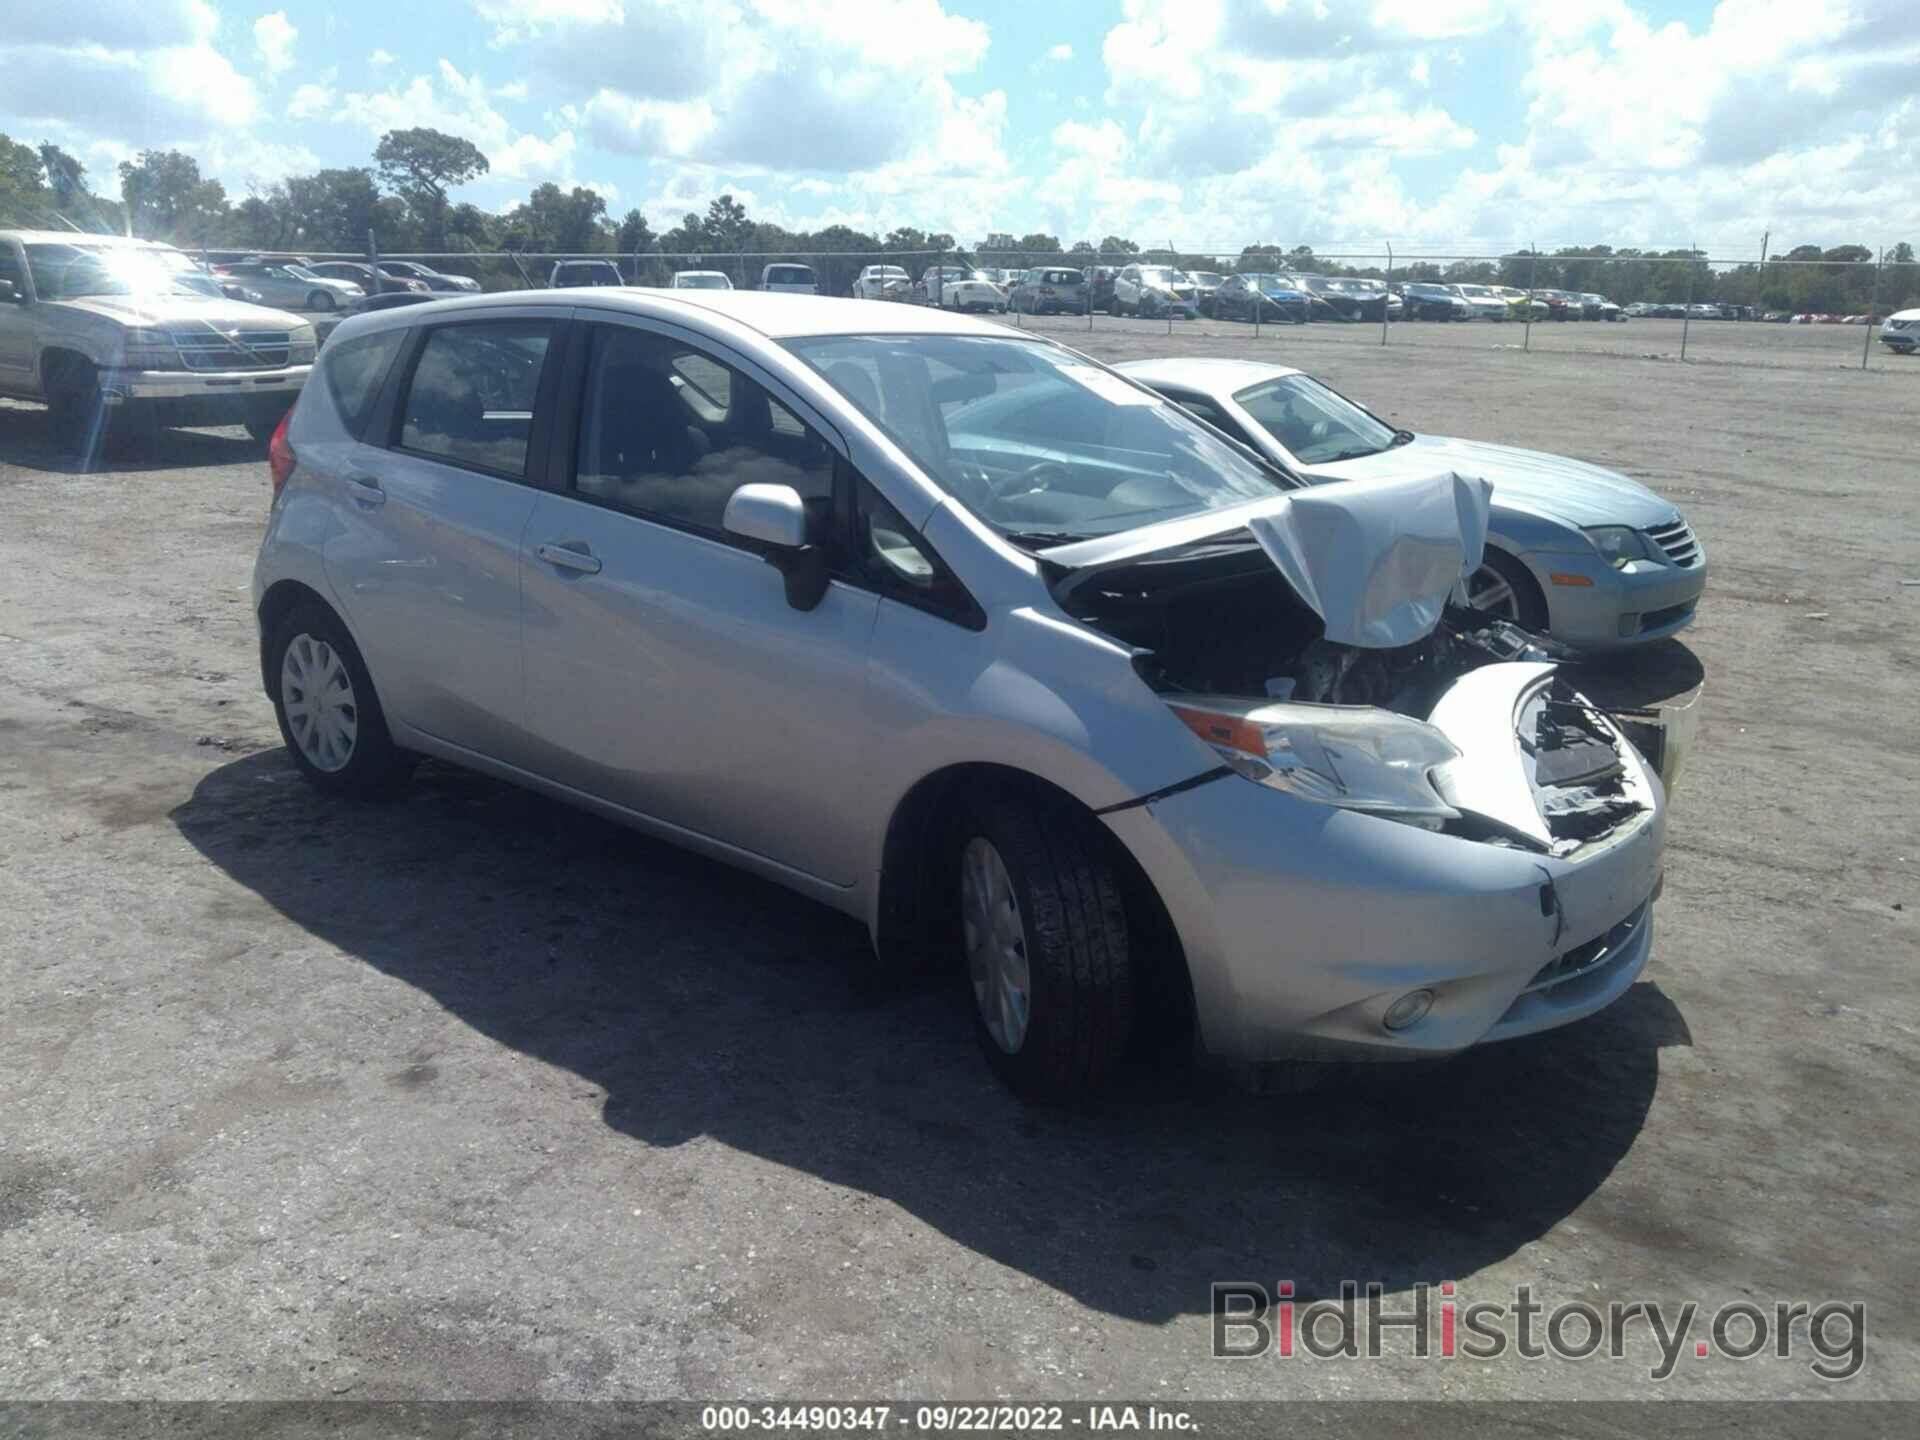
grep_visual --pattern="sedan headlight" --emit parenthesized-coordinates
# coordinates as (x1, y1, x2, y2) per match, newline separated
(1168, 697, 1461, 822)
(1584, 525, 1656, 568)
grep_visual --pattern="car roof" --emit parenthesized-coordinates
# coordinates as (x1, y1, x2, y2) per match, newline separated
(1114, 357, 1300, 392)
(379, 288, 1016, 340)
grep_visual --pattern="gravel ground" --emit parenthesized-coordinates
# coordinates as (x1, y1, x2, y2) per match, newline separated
(1, 320, 1916, 1409)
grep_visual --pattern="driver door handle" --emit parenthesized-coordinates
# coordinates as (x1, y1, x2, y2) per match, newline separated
(344, 475, 386, 506)
(535, 541, 602, 575)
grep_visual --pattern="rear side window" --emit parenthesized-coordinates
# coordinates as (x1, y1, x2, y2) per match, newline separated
(399, 321, 554, 477)
(766, 266, 813, 285)
(321, 328, 406, 438)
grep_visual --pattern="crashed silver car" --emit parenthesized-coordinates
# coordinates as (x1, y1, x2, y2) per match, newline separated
(254, 295, 1680, 1102)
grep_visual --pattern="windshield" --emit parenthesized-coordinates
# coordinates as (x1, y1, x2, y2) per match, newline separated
(1192, 272, 1224, 285)
(787, 334, 1289, 542)
(1137, 267, 1179, 285)
(676, 273, 731, 288)
(1233, 374, 1398, 466)
(24, 244, 211, 300)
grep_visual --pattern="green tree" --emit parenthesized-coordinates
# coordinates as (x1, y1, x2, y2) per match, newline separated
(0, 134, 48, 225)
(704, 193, 750, 252)
(503, 183, 609, 254)
(616, 208, 656, 255)
(118, 150, 228, 240)
(373, 128, 489, 247)
(1016, 233, 1061, 254)
(1097, 235, 1139, 257)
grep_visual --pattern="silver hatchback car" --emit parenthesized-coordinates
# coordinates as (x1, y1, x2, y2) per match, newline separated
(254, 292, 1676, 1100)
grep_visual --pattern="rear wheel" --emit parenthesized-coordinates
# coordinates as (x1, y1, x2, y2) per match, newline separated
(44, 357, 104, 455)
(268, 602, 413, 797)
(956, 791, 1134, 1102)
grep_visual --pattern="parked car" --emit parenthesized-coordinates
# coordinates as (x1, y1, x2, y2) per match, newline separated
(0, 230, 314, 450)
(1086, 266, 1120, 312)
(922, 267, 1007, 313)
(1401, 283, 1474, 321)
(671, 270, 734, 290)
(1448, 284, 1511, 321)
(1009, 266, 1084, 315)
(1111, 264, 1198, 318)
(1686, 303, 1724, 320)
(552, 260, 625, 288)
(1209, 273, 1312, 324)
(760, 263, 818, 294)
(1492, 286, 1548, 320)
(1532, 290, 1580, 321)
(1300, 275, 1392, 322)
(852, 264, 913, 301)
(212, 260, 363, 313)
(1878, 308, 1920, 353)
(254, 293, 1676, 1099)
(1187, 271, 1226, 313)
(1118, 357, 1707, 650)
(376, 260, 481, 294)
(306, 261, 430, 298)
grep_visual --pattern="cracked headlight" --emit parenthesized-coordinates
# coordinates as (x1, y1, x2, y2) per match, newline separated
(1584, 525, 1656, 569)
(1168, 697, 1461, 822)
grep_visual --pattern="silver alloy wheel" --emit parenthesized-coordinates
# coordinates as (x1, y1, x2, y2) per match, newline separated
(961, 836, 1031, 1055)
(1465, 563, 1521, 621)
(280, 632, 358, 773)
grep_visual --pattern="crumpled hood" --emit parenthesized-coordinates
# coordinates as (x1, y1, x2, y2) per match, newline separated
(1044, 470, 1493, 651)
(1246, 471, 1492, 647)
(52, 295, 307, 331)
(1306, 434, 1679, 529)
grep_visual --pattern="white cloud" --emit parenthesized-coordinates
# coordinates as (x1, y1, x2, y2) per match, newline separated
(1046, 43, 1073, 61)
(287, 83, 334, 121)
(370, 48, 395, 67)
(254, 12, 297, 77)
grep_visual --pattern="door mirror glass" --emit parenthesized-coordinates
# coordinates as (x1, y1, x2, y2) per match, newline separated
(0, 279, 18, 302)
(723, 482, 809, 549)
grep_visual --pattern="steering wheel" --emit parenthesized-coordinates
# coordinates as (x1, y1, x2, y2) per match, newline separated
(986, 459, 1071, 500)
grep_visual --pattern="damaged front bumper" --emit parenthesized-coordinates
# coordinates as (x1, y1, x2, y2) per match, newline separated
(1100, 664, 1670, 1065)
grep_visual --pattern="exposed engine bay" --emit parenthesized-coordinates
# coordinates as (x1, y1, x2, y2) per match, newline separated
(1053, 534, 1662, 853)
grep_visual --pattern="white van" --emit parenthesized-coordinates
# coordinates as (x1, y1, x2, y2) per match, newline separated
(760, 263, 818, 295)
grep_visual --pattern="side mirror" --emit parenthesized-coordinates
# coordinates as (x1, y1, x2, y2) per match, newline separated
(0, 279, 19, 303)
(723, 483, 829, 611)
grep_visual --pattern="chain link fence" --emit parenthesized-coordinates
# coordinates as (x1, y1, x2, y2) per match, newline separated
(255, 240, 1920, 373)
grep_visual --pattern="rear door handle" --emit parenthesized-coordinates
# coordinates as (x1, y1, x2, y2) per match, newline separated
(345, 475, 385, 506)
(535, 541, 602, 575)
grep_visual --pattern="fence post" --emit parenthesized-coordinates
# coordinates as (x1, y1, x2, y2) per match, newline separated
(367, 228, 382, 292)
(1524, 245, 1536, 352)
(1680, 243, 1695, 360)
(1381, 241, 1393, 346)
(1166, 239, 1176, 338)
(1864, 247, 1883, 370)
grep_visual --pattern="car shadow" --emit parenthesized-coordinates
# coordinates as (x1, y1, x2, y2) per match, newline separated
(0, 401, 264, 475)
(1566, 637, 1707, 710)
(171, 750, 1689, 1321)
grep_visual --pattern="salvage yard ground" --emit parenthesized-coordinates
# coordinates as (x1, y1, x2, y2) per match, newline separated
(1, 321, 1916, 1403)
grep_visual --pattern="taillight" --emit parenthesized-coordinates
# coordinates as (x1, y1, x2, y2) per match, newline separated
(268, 409, 296, 497)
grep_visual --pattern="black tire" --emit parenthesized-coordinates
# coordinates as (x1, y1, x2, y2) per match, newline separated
(267, 601, 413, 798)
(955, 789, 1134, 1102)
(43, 357, 102, 456)
(307, 290, 336, 312)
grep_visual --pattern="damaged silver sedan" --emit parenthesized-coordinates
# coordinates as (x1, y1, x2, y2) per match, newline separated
(255, 294, 1682, 1102)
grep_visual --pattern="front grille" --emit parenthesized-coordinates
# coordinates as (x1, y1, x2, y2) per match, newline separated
(172, 330, 293, 371)
(1646, 518, 1701, 567)
(1523, 904, 1647, 996)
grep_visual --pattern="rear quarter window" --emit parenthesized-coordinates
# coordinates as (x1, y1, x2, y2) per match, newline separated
(320, 328, 406, 438)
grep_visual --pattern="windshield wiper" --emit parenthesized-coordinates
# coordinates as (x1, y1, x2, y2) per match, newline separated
(1003, 530, 1092, 548)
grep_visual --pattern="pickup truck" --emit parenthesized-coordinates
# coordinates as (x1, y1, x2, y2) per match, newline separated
(0, 230, 315, 452)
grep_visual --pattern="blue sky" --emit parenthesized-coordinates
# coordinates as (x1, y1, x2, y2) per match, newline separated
(5, 0, 1917, 254)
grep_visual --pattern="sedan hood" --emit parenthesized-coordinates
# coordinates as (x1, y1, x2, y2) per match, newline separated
(1306, 434, 1678, 529)
(1046, 469, 1492, 649)
(52, 295, 307, 331)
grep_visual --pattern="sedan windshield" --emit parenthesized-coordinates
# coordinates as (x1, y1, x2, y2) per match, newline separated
(675, 273, 731, 289)
(787, 334, 1289, 541)
(1137, 267, 1179, 286)
(1233, 374, 1398, 466)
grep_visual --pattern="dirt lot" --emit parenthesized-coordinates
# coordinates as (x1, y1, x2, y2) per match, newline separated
(2, 319, 1917, 1408)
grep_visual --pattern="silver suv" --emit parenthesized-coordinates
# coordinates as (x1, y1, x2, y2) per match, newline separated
(254, 290, 1673, 1099)
(0, 231, 315, 451)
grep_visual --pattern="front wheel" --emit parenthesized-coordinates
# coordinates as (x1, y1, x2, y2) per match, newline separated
(268, 602, 413, 797)
(44, 359, 102, 455)
(1464, 550, 1549, 631)
(957, 792, 1134, 1102)
(307, 290, 336, 312)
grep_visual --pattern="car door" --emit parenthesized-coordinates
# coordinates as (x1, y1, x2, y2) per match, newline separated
(516, 317, 881, 885)
(322, 309, 569, 764)
(0, 239, 32, 394)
